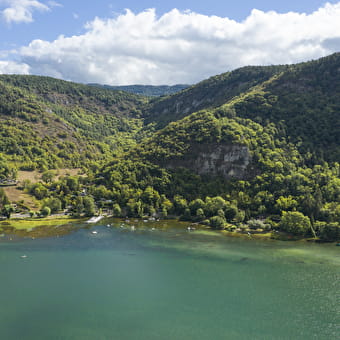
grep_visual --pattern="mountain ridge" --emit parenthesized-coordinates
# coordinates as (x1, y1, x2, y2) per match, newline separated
(0, 53, 339, 240)
(88, 83, 189, 97)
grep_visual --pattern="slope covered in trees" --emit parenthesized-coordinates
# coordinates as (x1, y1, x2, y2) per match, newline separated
(88, 84, 189, 97)
(144, 53, 340, 162)
(0, 54, 339, 241)
(0, 75, 147, 172)
(142, 65, 288, 128)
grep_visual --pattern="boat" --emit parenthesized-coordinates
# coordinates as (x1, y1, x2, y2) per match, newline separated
(85, 216, 103, 223)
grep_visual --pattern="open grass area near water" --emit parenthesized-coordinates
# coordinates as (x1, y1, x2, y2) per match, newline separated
(0, 216, 84, 230)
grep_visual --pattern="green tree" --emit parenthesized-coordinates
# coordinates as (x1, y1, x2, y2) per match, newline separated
(209, 215, 226, 229)
(319, 222, 340, 241)
(189, 199, 205, 214)
(66, 176, 79, 192)
(43, 197, 62, 213)
(1, 204, 13, 218)
(224, 203, 238, 221)
(0, 188, 10, 206)
(41, 170, 55, 183)
(112, 203, 122, 217)
(161, 195, 173, 214)
(279, 211, 311, 236)
(181, 208, 192, 221)
(205, 196, 227, 216)
(173, 195, 188, 215)
(275, 196, 298, 212)
(196, 208, 205, 221)
(83, 196, 96, 216)
(162, 207, 168, 218)
(74, 197, 84, 216)
(40, 206, 51, 217)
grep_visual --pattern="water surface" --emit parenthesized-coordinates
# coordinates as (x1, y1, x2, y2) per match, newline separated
(0, 219, 339, 339)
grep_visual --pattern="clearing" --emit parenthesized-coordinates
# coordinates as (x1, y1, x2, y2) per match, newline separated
(3, 168, 82, 211)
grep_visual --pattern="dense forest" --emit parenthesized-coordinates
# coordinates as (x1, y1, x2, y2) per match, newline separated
(88, 84, 189, 97)
(0, 53, 339, 241)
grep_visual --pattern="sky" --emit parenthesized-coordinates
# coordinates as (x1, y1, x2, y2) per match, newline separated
(0, 0, 339, 85)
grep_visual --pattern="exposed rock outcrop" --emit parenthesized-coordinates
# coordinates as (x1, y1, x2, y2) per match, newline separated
(166, 143, 251, 179)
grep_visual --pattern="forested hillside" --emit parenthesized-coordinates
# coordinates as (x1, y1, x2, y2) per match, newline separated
(143, 65, 288, 128)
(144, 53, 340, 162)
(88, 84, 189, 97)
(0, 75, 147, 173)
(0, 53, 339, 241)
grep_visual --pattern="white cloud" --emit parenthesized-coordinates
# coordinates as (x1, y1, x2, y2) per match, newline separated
(0, 60, 30, 74)
(4, 3, 340, 84)
(47, 1, 62, 7)
(1, 0, 50, 24)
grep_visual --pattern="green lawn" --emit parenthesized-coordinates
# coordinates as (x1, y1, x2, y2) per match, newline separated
(0, 216, 84, 230)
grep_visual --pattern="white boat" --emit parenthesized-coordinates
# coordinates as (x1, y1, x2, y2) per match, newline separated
(85, 216, 103, 223)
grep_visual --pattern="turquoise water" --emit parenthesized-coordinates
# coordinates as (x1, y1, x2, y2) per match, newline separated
(0, 220, 339, 339)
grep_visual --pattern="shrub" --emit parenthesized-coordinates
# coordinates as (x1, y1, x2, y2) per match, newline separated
(209, 215, 226, 229)
(319, 222, 340, 241)
(279, 211, 311, 236)
(40, 206, 51, 217)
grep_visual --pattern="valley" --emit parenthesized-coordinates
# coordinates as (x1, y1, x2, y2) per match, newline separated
(0, 53, 339, 242)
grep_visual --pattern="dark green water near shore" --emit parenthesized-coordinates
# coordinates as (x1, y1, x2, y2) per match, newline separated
(0, 220, 339, 339)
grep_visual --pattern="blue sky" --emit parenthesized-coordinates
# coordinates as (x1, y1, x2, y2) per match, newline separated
(0, 1, 339, 84)
(1, 1, 337, 49)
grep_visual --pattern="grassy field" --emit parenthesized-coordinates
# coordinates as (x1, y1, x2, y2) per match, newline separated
(16, 169, 82, 182)
(3, 186, 39, 211)
(3, 168, 82, 211)
(0, 216, 84, 230)
(0, 216, 87, 238)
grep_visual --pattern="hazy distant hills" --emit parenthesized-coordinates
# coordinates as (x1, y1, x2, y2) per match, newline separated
(88, 83, 189, 97)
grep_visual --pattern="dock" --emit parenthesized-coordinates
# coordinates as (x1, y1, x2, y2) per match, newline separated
(85, 216, 104, 223)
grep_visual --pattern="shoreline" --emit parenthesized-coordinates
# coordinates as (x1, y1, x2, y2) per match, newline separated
(0, 215, 337, 244)
(0, 215, 86, 238)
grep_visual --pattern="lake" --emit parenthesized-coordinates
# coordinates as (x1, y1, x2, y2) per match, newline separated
(0, 219, 339, 339)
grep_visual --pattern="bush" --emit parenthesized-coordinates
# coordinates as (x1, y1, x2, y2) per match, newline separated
(112, 203, 122, 217)
(40, 206, 51, 217)
(43, 197, 62, 213)
(319, 222, 340, 241)
(209, 215, 226, 229)
(279, 211, 311, 236)
(195, 208, 205, 221)
(247, 219, 270, 230)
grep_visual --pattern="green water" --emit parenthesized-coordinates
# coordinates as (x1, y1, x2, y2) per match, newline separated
(0, 220, 339, 339)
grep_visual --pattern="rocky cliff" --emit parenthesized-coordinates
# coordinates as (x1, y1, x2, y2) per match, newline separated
(166, 143, 251, 179)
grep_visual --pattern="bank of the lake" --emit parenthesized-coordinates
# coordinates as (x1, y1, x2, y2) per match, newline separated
(1, 215, 331, 244)
(0, 216, 86, 238)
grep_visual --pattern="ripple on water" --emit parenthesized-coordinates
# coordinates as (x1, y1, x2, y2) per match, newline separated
(0, 220, 339, 340)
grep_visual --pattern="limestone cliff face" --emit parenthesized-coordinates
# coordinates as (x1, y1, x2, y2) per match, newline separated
(165, 143, 251, 179)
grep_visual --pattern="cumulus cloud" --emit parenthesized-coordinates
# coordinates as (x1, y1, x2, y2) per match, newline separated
(4, 3, 340, 84)
(0, 0, 51, 24)
(0, 60, 30, 74)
